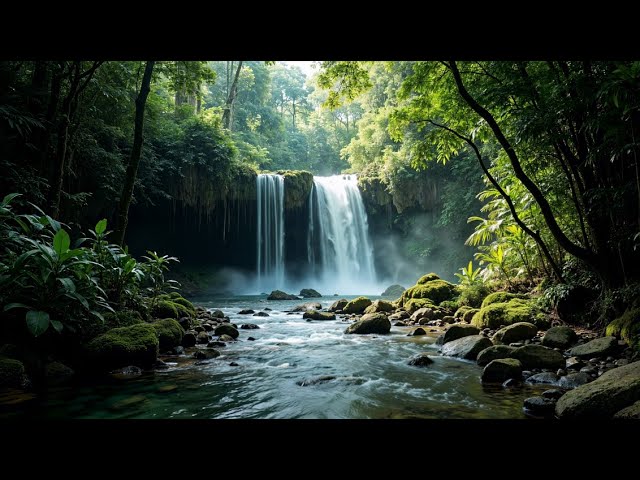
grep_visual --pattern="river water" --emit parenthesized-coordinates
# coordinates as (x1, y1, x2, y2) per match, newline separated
(4, 295, 547, 419)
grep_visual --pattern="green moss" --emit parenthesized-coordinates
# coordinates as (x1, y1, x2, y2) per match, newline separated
(454, 306, 474, 319)
(85, 324, 159, 371)
(343, 297, 372, 314)
(481, 292, 528, 309)
(404, 298, 436, 313)
(151, 300, 178, 319)
(462, 308, 480, 323)
(458, 284, 491, 308)
(400, 280, 458, 306)
(81, 310, 143, 341)
(170, 295, 196, 314)
(606, 308, 640, 350)
(278, 170, 313, 209)
(417, 273, 441, 284)
(472, 299, 534, 329)
(439, 299, 459, 311)
(152, 319, 185, 351)
(0, 357, 25, 387)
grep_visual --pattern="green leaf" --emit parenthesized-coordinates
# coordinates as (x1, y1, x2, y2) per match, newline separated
(2, 193, 21, 205)
(95, 218, 107, 235)
(26, 310, 50, 337)
(57, 277, 76, 293)
(50, 320, 63, 333)
(53, 229, 70, 255)
(3, 302, 31, 312)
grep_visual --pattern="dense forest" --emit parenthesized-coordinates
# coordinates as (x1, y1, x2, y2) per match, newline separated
(1, 60, 639, 419)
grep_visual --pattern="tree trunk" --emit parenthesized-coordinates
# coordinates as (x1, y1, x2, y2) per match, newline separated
(222, 61, 243, 130)
(114, 61, 155, 246)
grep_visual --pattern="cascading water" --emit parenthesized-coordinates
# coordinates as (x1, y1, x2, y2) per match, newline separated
(308, 175, 377, 294)
(256, 174, 285, 291)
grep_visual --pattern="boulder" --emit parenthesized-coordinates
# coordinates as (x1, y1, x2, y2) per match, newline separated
(240, 324, 260, 329)
(343, 297, 372, 314)
(381, 284, 406, 297)
(524, 396, 556, 416)
(476, 345, 517, 366)
(542, 326, 578, 349)
(481, 358, 523, 384)
(152, 319, 184, 351)
(471, 299, 535, 329)
(364, 300, 394, 314)
(441, 335, 493, 361)
(210, 309, 225, 318)
(389, 311, 409, 322)
(408, 353, 434, 367)
(417, 273, 440, 284)
(493, 322, 537, 345)
(193, 349, 220, 360)
(303, 310, 336, 321)
(328, 299, 348, 312)
(510, 344, 566, 370)
(558, 372, 591, 389)
(238, 309, 255, 315)
(267, 290, 299, 300)
(410, 307, 434, 323)
(182, 332, 196, 347)
(555, 361, 640, 418)
(219, 334, 236, 342)
(613, 400, 640, 419)
(292, 302, 322, 312)
(45, 361, 74, 386)
(526, 372, 560, 385)
(481, 291, 528, 308)
(344, 313, 391, 335)
(214, 324, 239, 339)
(440, 324, 480, 345)
(400, 279, 458, 306)
(606, 307, 640, 351)
(85, 324, 159, 371)
(568, 336, 618, 359)
(0, 357, 25, 388)
(253, 311, 269, 317)
(462, 308, 479, 323)
(411, 327, 427, 336)
(299, 288, 322, 298)
(196, 331, 210, 344)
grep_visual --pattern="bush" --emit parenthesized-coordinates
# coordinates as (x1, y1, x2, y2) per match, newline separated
(458, 284, 491, 308)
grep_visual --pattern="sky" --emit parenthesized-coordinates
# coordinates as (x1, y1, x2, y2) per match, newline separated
(280, 61, 318, 78)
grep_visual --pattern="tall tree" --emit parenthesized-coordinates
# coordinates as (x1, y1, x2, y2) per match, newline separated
(114, 60, 155, 245)
(222, 61, 243, 130)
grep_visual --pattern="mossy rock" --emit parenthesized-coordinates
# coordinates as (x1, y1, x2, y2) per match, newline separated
(439, 300, 459, 311)
(152, 319, 185, 351)
(364, 300, 394, 314)
(214, 324, 239, 339)
(381, 284, 405, 297)
(300, 288, 322, 298)
(606, 308, 640, 351)
(85, 324, 159, 371)
(169, 295, 196, 314)
(329, 299, 348, 312)
(404, 298, 437, 313)
(417, 273, 440, 284)
(0, 357, 25, 388)
(462, 308, 479, 323)
(278, 170, 314, 209)
(303, 310, 336, 321)
(454, 306, 474, 319)
(82, 310, 143, 341)
(400, 280, 458, 306)
(471, 299, 534, 329)
(344, 313, 391, 334)
(492, 322, 538, 345)
(151, 300, 178, 319)
(343, 297, 372, 314)
(481, 291, 528, 309)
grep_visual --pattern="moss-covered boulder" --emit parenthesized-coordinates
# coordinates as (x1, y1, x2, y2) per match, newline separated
(492, 322, 538, 345)
(152, 319, 185, 351)
(606, 308, 640, 351)
(404, 298, 436, 313)
(81, 310, 144, 340)
(481, 291, 528, 309)
(400, 280, 458, 306)
(303, 310, 336, 321)
(440, 324, 480, 344)
(267, 290, 299, 300)
(542, 326, 578, 349)
(441, 335, 493, 360)
(45, 361, 74, 386)
(476, 345, 517, 367)
(279, 170, 314, 209)
(481, 358, 522, 384)
(329, 299, 348, 312)
(462, 308, 479, 323)
(299, 288, 322, 298)
(454, 306, 474, 319)
(214, 324, 239, 339)
(364, 300, 394, 314)
(568, 336, 618, 359)
(471, 299, 534, 329)
(85, 324, 159, 371)
(343, 297, 372, 314)
(417, 273, 440, 284)
(556, 360, 640, 418)
(344, 313, 391, 334)
(151, 298, 194, 320)
(614, 400, 640, 419)
(381, 284, 405, 297)
(510, 344, 565, 370)
(0, 357, 25, 387)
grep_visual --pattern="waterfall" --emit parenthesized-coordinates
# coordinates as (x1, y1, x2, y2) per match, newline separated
(307, 175, 376, 294)
(256, 174, 285, 291)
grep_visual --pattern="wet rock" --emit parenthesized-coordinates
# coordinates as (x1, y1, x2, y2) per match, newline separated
(569, 336, 618, 359)
(542, 326, 578, 349)
(172, 346, 184, 355)
(253, 312, 270, 317)
(240, 324, 260, 329)
(267, 290, 299, 300)
(394, 321, 407, 327)
(45, 361, 74, 386)
(229, 362, 240, 367)
(182, 332, 197, 348)
(303, 310, 336, 321)
(345, 313, 391, 334)
(566, 357, 585, 371)
(214, 324, 239, 339)
(178, 317, 191, 330)
(482, 358, 523, 384)
(208, 341, 226, 348)
(158, 384, 178, 393)
(110, 365, 143, 377)
(238, 309, 255, 315)
(389, 311, 409, 322)
(510, 344, 566, 370)
(219, 334, 236, 342)
(210, 309, 225, 318)
(364, 300, 394, 314)
(476, 345, 517, 366)
(329, 299, 348, 312)
(194, 326, 205, 333)
(299, 288, 322, 298)
(264, 308, 272, 311)
(613, 400, 640, 419)
(247, 337, 256, 341)
(202, 324, 214, 332)
(616, 358, 630, 367)
(522, 370, 533, 379)
(555, 360, 640, 418)
(343, 297, 372, 314)
(296, 375, 337, 386)
(503, 378, 519, 388)
(410, 307, 434, 323)
(292, 302, 322, 312)
(85, 324, 159, 371)
(580, 366, 597, 375)
(493, 322, 538, 345)
(509, 342, 524, 347)
(542, 389, 564, 399)
(408, 353, 434, 367)
(196, 331, 210, 344)
(442, 316, 456, 324)
(110, 395, 147, 410)
(526, 372, 560, 385)
(558, 372, 591, 389)
(154, 359, 169, 370)
(411, 327, 427, 336)
(193, 349, 220, 360)
(557, 369, 567, 376)
(524, 396, 556, 416)
(441, 335, 493, 361)
(440, 324, 480, 345)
